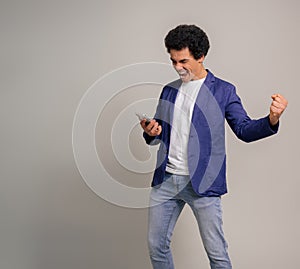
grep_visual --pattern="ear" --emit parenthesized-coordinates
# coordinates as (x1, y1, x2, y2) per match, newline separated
(197, 55, 205, 63)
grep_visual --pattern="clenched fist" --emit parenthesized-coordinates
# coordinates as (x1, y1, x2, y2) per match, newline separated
(269, 94, 288, 126)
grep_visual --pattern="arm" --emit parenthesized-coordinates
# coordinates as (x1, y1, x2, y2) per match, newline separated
(141, 88, 167, 145)
(225, 87, 287, 142)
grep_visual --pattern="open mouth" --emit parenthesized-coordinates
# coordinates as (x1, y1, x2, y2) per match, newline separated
(178, 70, 188, 78)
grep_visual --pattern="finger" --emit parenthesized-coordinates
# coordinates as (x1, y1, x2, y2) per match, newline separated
(140, 119, 147, 127)
(276, 94, 285, 99)
(271, 94, 288, 105)
(149, 122, 159, 135)
(141, 119, 151, 130)
(272, 98, 288, 110)
(271, 95, 282, 103)
(279, 96, 288, 106)
(156, 125, 162, 135)
(270, 103, 285, 111)
(271, 94, 278, 99)
(151, 124, 162, 136)
(270, 104, 286, 117)
(275, 96, 287, 104)
(145, 120, 156, 131)
(271, 100, 283, 108)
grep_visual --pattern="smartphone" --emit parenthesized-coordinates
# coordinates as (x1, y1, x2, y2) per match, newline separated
(135, 112, 152, 125)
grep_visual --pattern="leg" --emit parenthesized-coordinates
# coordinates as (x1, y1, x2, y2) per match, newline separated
(187, 194, 232, 269)
(148, 187, 185, 269)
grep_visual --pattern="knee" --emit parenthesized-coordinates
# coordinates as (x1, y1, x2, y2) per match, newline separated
(148, 236, 170, 259)
(148, 237, 160, 257)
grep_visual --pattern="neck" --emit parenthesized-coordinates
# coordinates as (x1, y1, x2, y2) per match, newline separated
(192, 68, 207, 80)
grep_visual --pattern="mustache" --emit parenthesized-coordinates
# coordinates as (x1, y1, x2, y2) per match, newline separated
(177, 69, 188, 75)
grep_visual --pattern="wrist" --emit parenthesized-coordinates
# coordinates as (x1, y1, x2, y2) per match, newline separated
(269, 115, 279, 126)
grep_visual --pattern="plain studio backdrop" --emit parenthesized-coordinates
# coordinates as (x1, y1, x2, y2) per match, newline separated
(1, 0, 299, 268)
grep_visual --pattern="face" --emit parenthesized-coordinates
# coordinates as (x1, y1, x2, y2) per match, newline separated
(169, 47, 206, 82)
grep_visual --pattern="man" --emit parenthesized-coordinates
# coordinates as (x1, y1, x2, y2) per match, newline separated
(139, 24, 288, 269)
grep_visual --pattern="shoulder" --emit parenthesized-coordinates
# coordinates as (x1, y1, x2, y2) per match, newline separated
(202, 71, 240, 108)
(164, 79, 182, 91)
(205, 71, 237, 101)
(158, 79, 181, 100)
(206, 70, 235, 90)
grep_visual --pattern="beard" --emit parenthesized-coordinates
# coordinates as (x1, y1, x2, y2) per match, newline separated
(177, 69, 195, 82)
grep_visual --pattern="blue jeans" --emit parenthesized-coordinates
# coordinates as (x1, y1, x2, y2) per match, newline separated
(148, 173, 232, 269)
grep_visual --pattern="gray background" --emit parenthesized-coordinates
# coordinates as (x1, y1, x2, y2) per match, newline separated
(1, 0, 299, 268)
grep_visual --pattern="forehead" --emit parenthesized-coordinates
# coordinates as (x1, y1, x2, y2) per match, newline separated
(169, 48, 193, 60)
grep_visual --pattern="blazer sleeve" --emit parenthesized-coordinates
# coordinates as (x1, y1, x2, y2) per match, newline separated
(142, 95, 164, 146)
(225, 86, 279, 143)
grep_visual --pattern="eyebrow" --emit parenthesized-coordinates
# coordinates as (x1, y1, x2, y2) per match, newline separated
(170, 57, 189, 64)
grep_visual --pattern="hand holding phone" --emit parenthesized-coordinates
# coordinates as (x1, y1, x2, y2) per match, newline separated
(136, 112, 162, 136)
(135, 112, 152, 126)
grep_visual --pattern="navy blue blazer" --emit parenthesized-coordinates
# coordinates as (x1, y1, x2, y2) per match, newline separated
(143, 70, 278, 196)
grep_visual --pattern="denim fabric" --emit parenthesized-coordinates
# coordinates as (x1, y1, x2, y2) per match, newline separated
(148, 173, 232, 269)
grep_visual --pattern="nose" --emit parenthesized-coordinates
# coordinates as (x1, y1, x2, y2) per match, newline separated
(173, 62, 184, 71)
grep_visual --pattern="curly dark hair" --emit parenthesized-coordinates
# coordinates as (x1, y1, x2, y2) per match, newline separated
(164, 24, 210, 60)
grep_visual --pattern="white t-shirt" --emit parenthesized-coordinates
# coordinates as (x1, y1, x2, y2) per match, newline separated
(166, 78, 205, 175)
